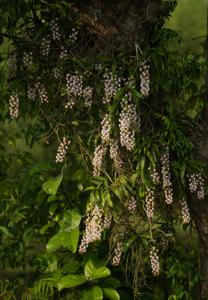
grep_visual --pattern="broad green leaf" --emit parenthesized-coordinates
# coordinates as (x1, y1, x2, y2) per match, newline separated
(29, 162, 51, 175)
(62, 260, 80, 274)
(42, 173, 63, 195)
(84, 260, 111, 280)
(62, 209, 81, 230)
(47, 195, 58, 202)
(49, 203, 58, 216)
(63, 227, 79, 253)
(23, 228, 34, 244)
(46, 255, 58, 272)
(103, 288, 120, 300)
(58, 275, 86, 291)
(36, 190, 47, 203)
(0, 226, 13, 237)
(47, 228, 79, 253)
(40, 223, 51, 235)
(102, 278, 120, 289)
(51, 270, 62, 282)
(82, 286, 103, 300)
(46, 232, 63, 252)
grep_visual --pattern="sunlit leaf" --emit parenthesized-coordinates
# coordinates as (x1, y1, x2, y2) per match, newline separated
(82, 286, 103, 300)
(62, 260, 80, 274)
(62, 209, 81, 230)
(63, 227, 79, 253)
(46, 232, 63, 252)
(103, 288, 120, 300)
(58, 275, 86, 291)
(42, 173, 63, 195)
(0, 226, 13, 237)
(84, 260, 111, 280)
(102, 278, 121, 289)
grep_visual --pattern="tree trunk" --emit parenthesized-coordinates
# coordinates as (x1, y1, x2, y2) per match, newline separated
(188, 197, 208, 298)
(84, 0, 208, 296)
(192, 2, 208, 297)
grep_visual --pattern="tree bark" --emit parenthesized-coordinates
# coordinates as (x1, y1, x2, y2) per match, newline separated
(77, 0, 176, 55)
(84, 0, 208, 296)
(188, 197, 208, 298)
(191, 2, 208, 298)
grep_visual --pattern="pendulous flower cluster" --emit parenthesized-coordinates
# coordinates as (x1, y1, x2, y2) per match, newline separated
(160, 148, 173, 204)
(127, 196, 137, 213)
(103, 214, 112, 229)
(69, 28, 78, 42)
(92, 144, 107, 176)
(149, 166, 160, 185)
(103, 70, 121, 104)
(65, 72, 83, 108)
(145, 188, 155, 220)
(79, 205, 109, 254)
(150, 246, 160, 277)
(66, 73, 83, 103)
(101, 114, 111, 144)
(55, 137, 70, 163)
(52, 67, 61, 80)
(109, 140, 120, 167)
(112, 242, 123, 266)
(139, 61, 150, 97)
(83, 86, 93, 107)
(23, 51, 33, 68)
(35, 82, 48, 103)
(125, 76, 135, 88)
(40, 37, 51, 56)
(59, 47, 68, 60)
(50, 18, 61, 40)
(119, 93, 137, 151)
(9, 94, 19, 119)
(188, 173, 205, 200)
(27, 84, 36, 101)
(181, 198, 190, 224)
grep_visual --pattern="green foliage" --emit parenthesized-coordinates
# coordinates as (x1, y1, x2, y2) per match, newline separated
(0, 280, 16, 300)
(42, 172, 63, 195)
(58, 275, 86, 291)
(82, 286, 103, 300)
(84, 259, 111, 280)
(46, 208, 81, 253)
(103, 288, 120, 300)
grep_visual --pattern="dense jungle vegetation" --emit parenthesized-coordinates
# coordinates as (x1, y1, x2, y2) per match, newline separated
(0, 1, 207, 299)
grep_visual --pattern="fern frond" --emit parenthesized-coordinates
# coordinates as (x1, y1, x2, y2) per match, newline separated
(33, 277, 56, 298)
